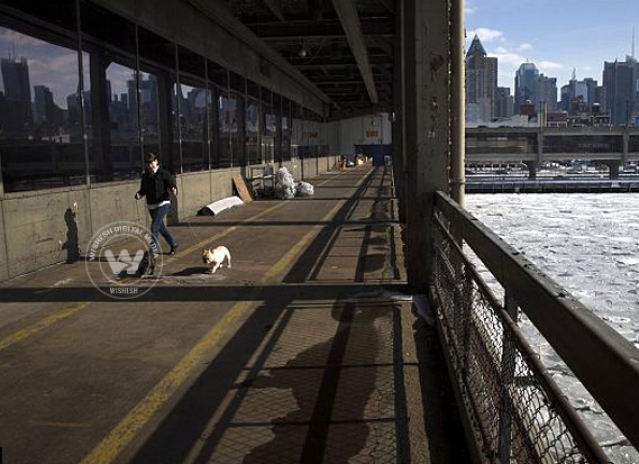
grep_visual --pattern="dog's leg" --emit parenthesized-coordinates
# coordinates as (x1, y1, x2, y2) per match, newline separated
(226, 253, 232, 269)
(211, 262, 220, 274)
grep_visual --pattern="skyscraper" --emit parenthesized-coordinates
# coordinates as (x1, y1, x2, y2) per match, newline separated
(1, 56, 33, 133)
(465, 35, 497, 123)
(603, 57, 639, 125)
(538, 75, 557, 113)
(514, 61, 539, 115)
(495, 87, 513, 119)
(34, 85, 54, 124)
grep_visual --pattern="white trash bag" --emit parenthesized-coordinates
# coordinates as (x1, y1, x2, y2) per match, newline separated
(295, 181, 315, 197)
(274, 167, 296, 199)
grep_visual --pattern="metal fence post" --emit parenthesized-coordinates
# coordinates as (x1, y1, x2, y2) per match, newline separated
(498, 290, 518, 463)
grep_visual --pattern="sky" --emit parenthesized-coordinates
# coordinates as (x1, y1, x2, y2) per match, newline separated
(465, 0, 639, 91)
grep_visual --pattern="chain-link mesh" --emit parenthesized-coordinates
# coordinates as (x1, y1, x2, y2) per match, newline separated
(432, 214, 606, 464)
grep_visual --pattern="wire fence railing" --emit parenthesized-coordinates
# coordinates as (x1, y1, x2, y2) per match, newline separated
(431, 191, 639, 463)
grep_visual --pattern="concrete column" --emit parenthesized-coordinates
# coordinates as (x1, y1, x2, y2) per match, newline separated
(622, 129, 629, 166)
(403, 0, 450, 291)
(536, 130, 544, 167)
(525, 161, 538, 179)
(607, 160, 621, 179)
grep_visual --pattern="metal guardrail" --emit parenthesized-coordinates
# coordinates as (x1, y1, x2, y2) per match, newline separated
(431, 191, 639, 463)
(465, 179, 639, 194)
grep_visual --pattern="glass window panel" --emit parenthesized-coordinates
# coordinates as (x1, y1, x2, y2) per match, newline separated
(170, 81, 180, 173)
(179, 81, 209, 172)
(273, 94, 281, 164)
(217, 89, 230, 168)
(229, 92, 245, 166)
(139, 70, 162, 162)
(208, 84, 219, 169)
(262, 90, 275, 137)
(103, 62, 139, 180)
(281, 98, 291, 162)
(291, 102, 303, 159)
(246, 97, 260, 165)
(0, 25, 86, 192)
(261, 91, 274, 164)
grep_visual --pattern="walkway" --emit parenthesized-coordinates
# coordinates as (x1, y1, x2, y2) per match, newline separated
(0, 165, 467, 463)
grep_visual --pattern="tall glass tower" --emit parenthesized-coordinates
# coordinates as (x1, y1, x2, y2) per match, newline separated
(514, 62, 539, 115)
(1, 57, 33, 133)
(603, 57, 639, 125)
(465, 35, 497, 123)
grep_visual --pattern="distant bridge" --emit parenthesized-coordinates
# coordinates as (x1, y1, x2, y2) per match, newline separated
(466, 127, 639, 178)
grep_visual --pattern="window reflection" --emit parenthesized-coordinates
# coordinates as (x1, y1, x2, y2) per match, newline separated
(292, 103, 302, 160)
(229, 92, 245, 166)
(140, 70, 162, 162)
(0, 26, 86, 192)
(281, 99, 291, 161)
(246, 98, 260, 165)
(273, 94, 281, 164)
(0, 18, 320, 192)
(103, 62, 139, 180)
(218, 90, 230, 168)
(179, 81, 209, 172)
(262, 90, 274, 164)
(208, 85, 219, 169)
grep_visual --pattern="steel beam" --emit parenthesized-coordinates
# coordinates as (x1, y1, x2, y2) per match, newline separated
(331, 0, 378, 104)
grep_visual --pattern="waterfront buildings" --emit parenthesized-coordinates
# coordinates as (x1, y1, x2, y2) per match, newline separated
(465, 35, 498, 124)
(603, 56, 639, 125)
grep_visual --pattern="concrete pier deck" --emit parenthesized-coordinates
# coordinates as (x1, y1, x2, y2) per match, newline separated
(0, 165, 467, 463)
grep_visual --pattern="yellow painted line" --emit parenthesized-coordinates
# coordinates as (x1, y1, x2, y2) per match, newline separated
(172, 170, 348, 260)
(173, 201, 287, 259)
(0, 302, 89, 352)
(80, 194, 354, 464)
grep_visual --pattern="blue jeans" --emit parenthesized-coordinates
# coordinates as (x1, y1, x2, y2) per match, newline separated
(149, 204, 176, 252)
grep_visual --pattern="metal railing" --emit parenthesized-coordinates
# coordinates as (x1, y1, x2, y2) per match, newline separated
(431, 191, 639, 463)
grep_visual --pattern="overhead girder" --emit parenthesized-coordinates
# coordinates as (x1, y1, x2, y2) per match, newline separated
(246, 17, 394, 39)
(214, 0, 397, 116)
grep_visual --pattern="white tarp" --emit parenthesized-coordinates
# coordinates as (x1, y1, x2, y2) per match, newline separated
(198, 196, 244, 216)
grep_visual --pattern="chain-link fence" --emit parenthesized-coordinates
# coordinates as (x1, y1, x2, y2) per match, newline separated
(431, 194, 614, 464)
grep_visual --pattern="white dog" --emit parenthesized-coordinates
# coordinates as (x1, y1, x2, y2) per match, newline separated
(202, 245, 232, 274)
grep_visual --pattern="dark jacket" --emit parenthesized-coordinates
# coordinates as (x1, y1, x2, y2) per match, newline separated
(137, 167, 176, 205)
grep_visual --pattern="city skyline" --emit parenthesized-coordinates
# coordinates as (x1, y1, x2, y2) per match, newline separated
(465, 0, 639, 91)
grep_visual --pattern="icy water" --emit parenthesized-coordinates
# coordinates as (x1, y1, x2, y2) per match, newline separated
(466, 193, 639, 464)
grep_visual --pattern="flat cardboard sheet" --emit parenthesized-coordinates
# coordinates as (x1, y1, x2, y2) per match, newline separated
(232, 174, 253, 203)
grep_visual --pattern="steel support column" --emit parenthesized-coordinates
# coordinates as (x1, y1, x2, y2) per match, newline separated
(392, 0, 406, 223)
(402, 0, 451, 291)
(450, 0, 465, 207)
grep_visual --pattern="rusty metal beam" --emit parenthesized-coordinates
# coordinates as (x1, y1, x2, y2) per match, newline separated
(330, 0, 378, 104)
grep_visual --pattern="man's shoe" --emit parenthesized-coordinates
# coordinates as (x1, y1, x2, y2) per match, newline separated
(169, 243, 178, 255)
